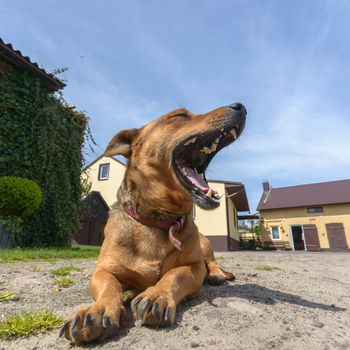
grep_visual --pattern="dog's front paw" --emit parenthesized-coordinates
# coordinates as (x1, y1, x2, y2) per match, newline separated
(59, 302, 122, 344)
(131, 287, 176, 327)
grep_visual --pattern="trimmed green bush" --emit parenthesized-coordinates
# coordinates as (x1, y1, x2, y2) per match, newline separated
(0, 176, 42, 218)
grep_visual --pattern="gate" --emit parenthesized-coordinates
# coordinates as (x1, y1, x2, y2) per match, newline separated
(303, 224, 320, 252)
(326, 223, 349, 251)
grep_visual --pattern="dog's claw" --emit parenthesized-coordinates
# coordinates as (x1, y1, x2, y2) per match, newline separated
(164, 307, 170, 322)
(139, 299, 151, 318)
(151, 302, 159, 317)
(83, 313, 92, 328)
(70, 315, 80, 332)
(102, 315, 111, 328)
(58, 322, 68, 338)
(131, 296, 142, 309)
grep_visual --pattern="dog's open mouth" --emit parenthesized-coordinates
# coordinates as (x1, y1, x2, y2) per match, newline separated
(173, 126, 240, 209)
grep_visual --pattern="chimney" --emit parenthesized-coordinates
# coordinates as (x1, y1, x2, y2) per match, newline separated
(262, 180, 270, 193)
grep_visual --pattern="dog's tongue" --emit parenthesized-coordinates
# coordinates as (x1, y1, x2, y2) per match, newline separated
(184, 167, 209, 191)
(184, 167, 219, 197)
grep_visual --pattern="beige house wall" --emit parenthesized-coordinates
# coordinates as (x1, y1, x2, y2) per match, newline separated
(227, 195, 239, 241)
(260, 203, 350, 250)
(194, 182, 228, 236)
(82, 156, 125, 207)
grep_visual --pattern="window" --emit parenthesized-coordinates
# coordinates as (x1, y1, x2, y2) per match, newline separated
(307, 207, 323, 214)
(270, 226, 280, 240)
(98, 163, 110, 180)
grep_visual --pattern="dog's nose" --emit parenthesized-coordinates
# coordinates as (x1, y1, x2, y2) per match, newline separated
(229, 103, 246, 114)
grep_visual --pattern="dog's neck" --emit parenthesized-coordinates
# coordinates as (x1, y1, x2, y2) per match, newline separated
(122, 202, 185, 251)
(117, 176, 192, 219)
(122, 203, 177, 231)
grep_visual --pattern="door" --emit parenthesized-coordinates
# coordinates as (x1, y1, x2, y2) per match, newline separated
(303, 224, 320, 251)
(290, 225, 305, 251)
(326, 223, 349, 251)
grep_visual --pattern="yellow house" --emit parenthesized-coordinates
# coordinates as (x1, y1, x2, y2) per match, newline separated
(257, 180, 350, 251)
(81, 155, 250, 251)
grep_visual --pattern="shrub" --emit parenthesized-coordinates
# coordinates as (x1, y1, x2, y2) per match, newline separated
(0, 176, 42, 218)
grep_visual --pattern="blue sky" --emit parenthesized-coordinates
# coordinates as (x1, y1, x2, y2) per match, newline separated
(1, 0, 350, 212)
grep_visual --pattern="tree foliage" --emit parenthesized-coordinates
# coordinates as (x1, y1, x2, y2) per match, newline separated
(0, 62, 88, 246)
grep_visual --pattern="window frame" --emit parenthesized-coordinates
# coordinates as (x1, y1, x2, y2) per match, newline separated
(307, 207, 323, 214)
(270, 226, 281, 240)
(98, 163, 110, 181)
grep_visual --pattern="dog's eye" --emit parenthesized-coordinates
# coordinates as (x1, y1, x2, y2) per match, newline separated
(174, 114, 190, 120)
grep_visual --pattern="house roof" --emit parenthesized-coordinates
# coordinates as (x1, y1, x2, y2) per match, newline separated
(0, 37, 65, 92)
(85, 191, 110, 211)
(205, 180, 250, 212)
(257, 179, 350, 211)
(82, 154, 125, 172)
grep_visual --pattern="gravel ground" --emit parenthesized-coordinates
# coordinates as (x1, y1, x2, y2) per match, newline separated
(0, 251, 349, 350)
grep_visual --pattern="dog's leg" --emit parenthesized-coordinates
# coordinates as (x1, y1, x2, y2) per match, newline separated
(131, 262, 206, 327)
(60, 269, 124, 344)
(199, 233, 235, 285)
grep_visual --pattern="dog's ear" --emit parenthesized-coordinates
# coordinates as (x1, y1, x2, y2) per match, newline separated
(104, 128, 141, 158)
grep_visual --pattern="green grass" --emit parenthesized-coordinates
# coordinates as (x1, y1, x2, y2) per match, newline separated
(0, 291, 19, 303)
(0, 311, 63, 339)
(53, 276, 74, 288)
(31, 267, 45, 272)
(0, 245, 100, 263)
(123, 290, 136, 302)
(255, 265, 283, 272)
(50, 265, 84, 277)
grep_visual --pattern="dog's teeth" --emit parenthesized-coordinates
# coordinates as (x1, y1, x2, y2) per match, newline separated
(181, 167, 187, 176)
(230, 128, 237, 139)
(214, 193, 224, 200)
(206, 188, 214, 198)
(200, 138, 220, 154)
(199, 173, 205, 180)
(220, 128, 224, 132)
(200, 146, 212, 154)
(184, 137, 197, 146)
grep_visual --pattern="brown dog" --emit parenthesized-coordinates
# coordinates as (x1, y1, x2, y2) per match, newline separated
(60, 102, 246, 343)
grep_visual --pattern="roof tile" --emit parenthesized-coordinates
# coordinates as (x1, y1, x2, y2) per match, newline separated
(0, 37, 64, 91)
(257, 179, 350, 211)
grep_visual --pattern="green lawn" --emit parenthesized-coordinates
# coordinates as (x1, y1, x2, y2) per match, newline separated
(0, 245, 100, 263)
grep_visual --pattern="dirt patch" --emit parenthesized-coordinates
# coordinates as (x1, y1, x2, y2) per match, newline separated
(0, 251, 349, 350)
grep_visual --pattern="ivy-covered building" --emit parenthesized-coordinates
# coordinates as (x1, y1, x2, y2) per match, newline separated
(0, 38, 87, 246)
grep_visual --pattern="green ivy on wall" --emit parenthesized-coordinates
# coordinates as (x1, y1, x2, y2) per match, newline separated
(0, 62, 89, 247)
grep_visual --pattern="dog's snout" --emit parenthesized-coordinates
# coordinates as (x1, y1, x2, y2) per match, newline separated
(229, 103, 242, 111)
(228, 102, 246, 114)
(227, 102, 246, 136)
